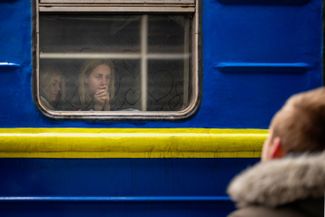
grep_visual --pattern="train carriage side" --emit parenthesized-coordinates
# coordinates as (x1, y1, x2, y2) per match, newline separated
(0, 0, 322, 216)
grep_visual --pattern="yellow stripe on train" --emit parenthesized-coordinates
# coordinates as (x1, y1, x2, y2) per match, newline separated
(0, 128, 267, 158)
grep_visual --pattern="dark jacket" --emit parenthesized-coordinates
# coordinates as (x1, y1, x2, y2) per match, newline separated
(227, 152, 325, 217)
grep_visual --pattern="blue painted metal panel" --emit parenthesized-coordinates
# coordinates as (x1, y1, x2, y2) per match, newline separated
(0, 0, 322, 128)
(202, 0, 323, 128)
(0, 158, 257, 216)
(0, 201, 234, 217)
(215, 62, 310, 73)
(0, 158, 256, 196)
(0, 62, 21, 71)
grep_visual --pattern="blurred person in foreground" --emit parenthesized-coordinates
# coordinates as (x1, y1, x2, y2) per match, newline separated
(227, 87, 325, 217)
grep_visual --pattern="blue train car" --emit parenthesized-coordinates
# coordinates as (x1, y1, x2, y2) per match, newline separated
(0, 0, 323, 216)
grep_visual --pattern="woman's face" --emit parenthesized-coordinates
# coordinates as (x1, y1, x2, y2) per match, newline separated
(45, 73, 62, 103)
(87, 64, 112, 95)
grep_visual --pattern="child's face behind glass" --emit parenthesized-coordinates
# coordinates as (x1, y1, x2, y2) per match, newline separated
(46, 73, 62, 103)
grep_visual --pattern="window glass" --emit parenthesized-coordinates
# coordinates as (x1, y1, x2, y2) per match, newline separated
(38, 12, 197, 117)
(148, 16, 189, 53)
(148, 60, 190, 111)
(40, 15, 141, 53)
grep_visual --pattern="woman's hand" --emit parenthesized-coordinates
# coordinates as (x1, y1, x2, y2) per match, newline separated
(94, 86, 109, 111)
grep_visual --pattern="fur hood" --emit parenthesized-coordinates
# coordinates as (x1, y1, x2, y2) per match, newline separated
(227, 151, 325, 208)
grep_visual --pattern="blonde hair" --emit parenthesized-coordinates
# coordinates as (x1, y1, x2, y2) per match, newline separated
(271, 87, 325, 153)
(78, 59, 115, 108)
(40, 68, 65, 107)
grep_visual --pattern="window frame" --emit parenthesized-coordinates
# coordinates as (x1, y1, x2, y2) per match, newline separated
(35, 0, 200, 120)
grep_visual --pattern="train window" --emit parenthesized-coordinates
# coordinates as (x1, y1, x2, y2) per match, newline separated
(35, 0, 199, 119)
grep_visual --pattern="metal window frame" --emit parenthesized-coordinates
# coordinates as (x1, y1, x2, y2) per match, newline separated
(35, 0, 200, 120)
(39, 0, 195, 12)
